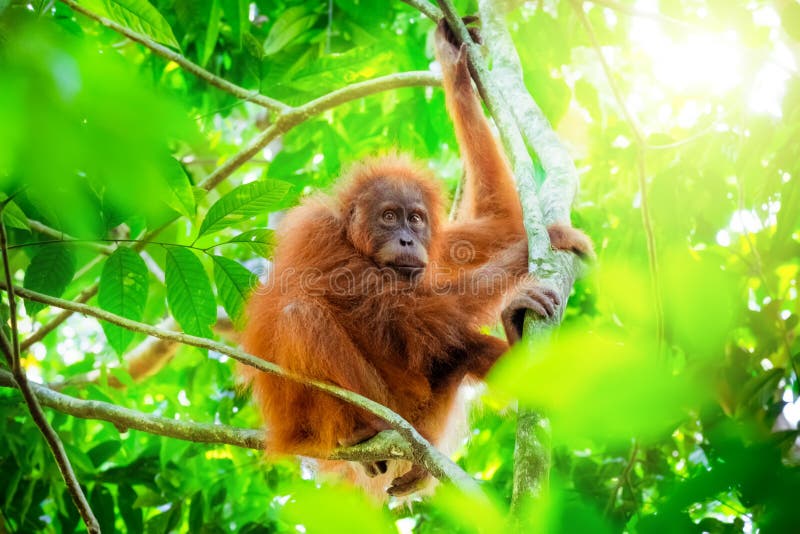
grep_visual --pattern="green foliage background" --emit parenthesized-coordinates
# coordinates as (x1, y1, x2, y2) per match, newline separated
(1, 0, 799, 532)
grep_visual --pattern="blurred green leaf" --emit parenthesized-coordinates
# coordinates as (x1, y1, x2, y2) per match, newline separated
(782, 2, 800, 41)
(199, 0, 221, 67)
(90, 484, 116, 533)
(262, 6, 319, 56)
(82, 0, 180, 48)
(165, 247, 215, 338)
(281, 483, 393, 533)
(88, 440, 122, 468)
(0, 195, 29, 230)
(197, 180, 292, 238)
(22, 245, 75, 317)
(188, 490, 204, 531)
(221, 0, 248, 49)
(98, 247, 149, 355)
(211, 255, 255, 328)
(490, 327, 709, 444)
(118, 485, 143, 533)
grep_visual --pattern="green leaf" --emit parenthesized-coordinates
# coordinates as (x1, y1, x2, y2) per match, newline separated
(165, 247, 216, 338)
(89, 484, 116, 534)
(221, 0, 248, 48)
(0, 194, 29, 230)
(88, 440, 122, 468)
(163, 158, 196, 219)
(199, 0, 222, 67)
(197, 180, 291, 238)
(212, 256, 256, 328)
(189, 491, 204, 532)
(118, 485, 143, 533)
(23, 245, 76, 317)
(262, 6, 319, 56)
(216, 229, 275, 257)
(98, 248, 149, 355)
(82, 0, 180, 48)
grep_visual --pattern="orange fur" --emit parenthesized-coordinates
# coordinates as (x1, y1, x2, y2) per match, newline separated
(240, 21, 592, 495)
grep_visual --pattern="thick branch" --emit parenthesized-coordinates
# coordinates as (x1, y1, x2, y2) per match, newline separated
(58, 0, 288, 113)
(2, 283, 480, 495)
(409, 0, 590, 518)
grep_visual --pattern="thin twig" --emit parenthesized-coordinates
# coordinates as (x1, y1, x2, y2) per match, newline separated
(0, 218, 99, 533)
(605, 440, 638, 515)
(570, 0, 664, 353)
(58, 0, 288, 113)
(2, 283, 482, 495)
(27, 220, 115, 254)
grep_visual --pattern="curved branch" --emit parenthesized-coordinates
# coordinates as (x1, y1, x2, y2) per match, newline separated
(57, 0, 289, 113)
(198, 71, 442, 191)
(2, 283, 481, 495)
(0, 369, 412, 463)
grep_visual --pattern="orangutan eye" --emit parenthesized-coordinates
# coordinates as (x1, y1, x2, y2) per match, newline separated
(382, 210, 396, 222)
(409, 213, 423, 225)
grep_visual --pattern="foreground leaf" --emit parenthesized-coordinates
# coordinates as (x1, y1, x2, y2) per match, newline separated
(197, 179, 291, 237)
(23, 245, 75, 317)
(82, 0, 180, 48)
(165, 247, 216, 338)
(212, 255, 256, 328)
(98, 248, 149, 355)
(0, 194, 29, 230)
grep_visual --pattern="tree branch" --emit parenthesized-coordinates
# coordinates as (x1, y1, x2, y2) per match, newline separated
(57, 0, 289, 113)
(0, 368, 413, 463)
(1, 283, 482, 496)
(417, 0, 589, 518)
(0, 218, 99, 533)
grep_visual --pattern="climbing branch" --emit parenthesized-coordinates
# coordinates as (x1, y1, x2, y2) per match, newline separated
(405, 0, 589, 518)
(1, 283, 481, 496)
